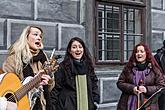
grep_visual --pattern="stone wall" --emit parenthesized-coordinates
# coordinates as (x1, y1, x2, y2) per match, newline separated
(0, 0, 85, 65)
(151, 0, 165, 52)
(96, 70, 122, 110)
(0, 0, 137, 110)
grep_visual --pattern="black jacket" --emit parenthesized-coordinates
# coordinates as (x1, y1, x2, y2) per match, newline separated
(154, 47, 165, 110)
(50, 60, 100, 110)
(154, 47, 165, 74)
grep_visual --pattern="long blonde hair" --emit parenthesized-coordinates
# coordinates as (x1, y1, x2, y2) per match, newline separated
(8, 25, 43, 74)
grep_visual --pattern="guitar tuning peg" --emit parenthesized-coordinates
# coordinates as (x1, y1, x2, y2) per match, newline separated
(54, 55, 62, 59)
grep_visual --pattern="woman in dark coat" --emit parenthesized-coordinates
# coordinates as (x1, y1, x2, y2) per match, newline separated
(50, 37, 100, 110)
(117, 43, 165, 110)
(2, 26, 57, 110)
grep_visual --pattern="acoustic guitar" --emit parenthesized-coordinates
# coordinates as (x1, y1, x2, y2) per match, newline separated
(0, 58, 58, 110)
(0, 72, 30, 110)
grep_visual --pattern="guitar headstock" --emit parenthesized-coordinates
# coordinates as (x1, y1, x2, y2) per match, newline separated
(43, 57, 59, 76)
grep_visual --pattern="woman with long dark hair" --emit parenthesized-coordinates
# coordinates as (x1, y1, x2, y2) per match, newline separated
(50, 37, 100, 110)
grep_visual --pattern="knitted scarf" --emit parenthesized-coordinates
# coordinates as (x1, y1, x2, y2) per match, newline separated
(73, 60, 89, 110)
(76, 75, 88, 110)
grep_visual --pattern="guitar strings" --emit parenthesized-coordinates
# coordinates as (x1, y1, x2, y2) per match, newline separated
(6, 60, 57, 104)
(7, 94, 16, 103)
(6, 74, 42, 104)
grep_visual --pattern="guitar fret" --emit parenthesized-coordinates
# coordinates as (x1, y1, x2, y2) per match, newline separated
(15, 71, 44, 101)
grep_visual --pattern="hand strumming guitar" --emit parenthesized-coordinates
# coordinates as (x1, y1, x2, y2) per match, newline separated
(40, 74, 51, 86)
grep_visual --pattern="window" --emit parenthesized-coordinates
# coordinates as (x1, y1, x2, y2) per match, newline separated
(95, 1, 145, 64)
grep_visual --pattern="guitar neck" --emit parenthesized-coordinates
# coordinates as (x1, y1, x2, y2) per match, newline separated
(14, 71, 45, 101)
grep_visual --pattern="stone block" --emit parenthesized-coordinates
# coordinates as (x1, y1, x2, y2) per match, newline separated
(0, 0, 33, 18)
(0, 52, 8, 67)
(99, 77, 121, 103)
(7, 19, 58, 50)
(37, 0, 79, 23)
(98, 103, 117, 110)
(0, 19, 6, 49)
(57, 23, 85, 50)
(98, 106, 116, 110)
(152, 12, 165, 30)
(151, 0, 162, 9)
(151, 31, 164, 52)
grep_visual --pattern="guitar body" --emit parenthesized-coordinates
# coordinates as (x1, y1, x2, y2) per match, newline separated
(0, 72, 30, 110)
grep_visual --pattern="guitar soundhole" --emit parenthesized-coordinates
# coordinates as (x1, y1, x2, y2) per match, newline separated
(5, 93, 16, 103)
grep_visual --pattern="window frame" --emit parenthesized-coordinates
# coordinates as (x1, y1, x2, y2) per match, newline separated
(94, 0, 146, 64)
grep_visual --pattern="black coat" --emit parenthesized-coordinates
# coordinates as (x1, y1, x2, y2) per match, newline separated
(50, 60, 100, 110)
(154, 47, 165, 110)
(154, 47, 165, 74)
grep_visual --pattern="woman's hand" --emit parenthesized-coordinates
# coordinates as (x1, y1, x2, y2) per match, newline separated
(133, 86, 140, 94)
(133, 86, 147, 94)
(6, 101, 18, 110)
(40, 74, 51, 85)
(0, 97, 18, 110)
(138, 86, 147, 93)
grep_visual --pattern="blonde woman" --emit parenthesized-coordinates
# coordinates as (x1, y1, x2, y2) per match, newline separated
(3, 26, 57, 110)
